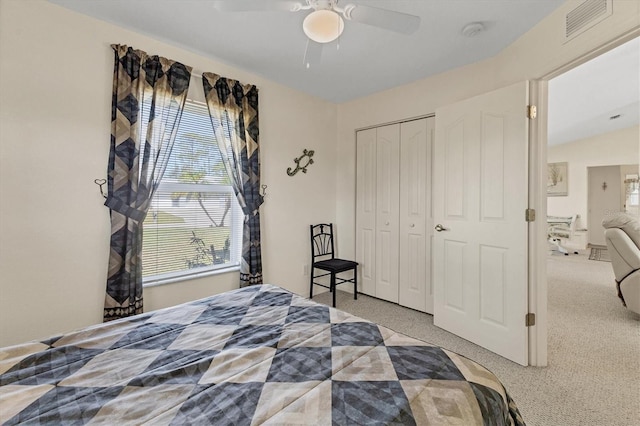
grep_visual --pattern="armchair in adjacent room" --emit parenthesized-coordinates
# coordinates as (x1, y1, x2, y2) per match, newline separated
(602, 213, 640, 315)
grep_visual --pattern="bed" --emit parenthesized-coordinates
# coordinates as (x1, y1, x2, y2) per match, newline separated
(0, 284, 524, 425)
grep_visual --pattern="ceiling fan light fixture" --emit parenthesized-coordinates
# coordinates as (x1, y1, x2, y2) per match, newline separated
(303, 9, 344, 43)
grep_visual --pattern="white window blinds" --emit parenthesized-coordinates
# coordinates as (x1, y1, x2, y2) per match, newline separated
(142, 100, 243, 284)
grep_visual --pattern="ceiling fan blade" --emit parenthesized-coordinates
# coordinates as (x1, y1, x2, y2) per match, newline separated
(347, 4, 420, 34)
(303, 39, 323, 68)
(212, 0, 301, 12)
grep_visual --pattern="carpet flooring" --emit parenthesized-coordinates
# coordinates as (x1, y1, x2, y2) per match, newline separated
(312, 252, 639, 426)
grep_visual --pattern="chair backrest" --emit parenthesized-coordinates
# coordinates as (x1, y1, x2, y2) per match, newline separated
(602, 212, 640, 249)
(310, 223, 335, 261)
(547, 214, 577, 239)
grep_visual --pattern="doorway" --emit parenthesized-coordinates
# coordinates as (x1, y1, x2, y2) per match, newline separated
(587, 165, 636, 247)
(547, 36, 639, 250)
(544, 36, 639, 366)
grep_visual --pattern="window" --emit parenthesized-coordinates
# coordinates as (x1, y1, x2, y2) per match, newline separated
(142, 100, 243, 284)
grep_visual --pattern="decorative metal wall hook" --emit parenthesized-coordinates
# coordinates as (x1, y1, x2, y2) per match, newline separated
(95, 179, 107, 198)
(602, 181, 608, 191)
(261, 184, 268, 197)
(287, 149, 315, 176)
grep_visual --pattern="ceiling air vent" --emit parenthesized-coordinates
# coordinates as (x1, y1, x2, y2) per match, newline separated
(565, 0, 612, 42)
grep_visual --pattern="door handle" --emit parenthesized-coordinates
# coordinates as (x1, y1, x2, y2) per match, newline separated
(435, 224, 449, 232)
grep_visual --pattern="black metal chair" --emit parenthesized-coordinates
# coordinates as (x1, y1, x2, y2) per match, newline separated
(309, 223, 358, 307)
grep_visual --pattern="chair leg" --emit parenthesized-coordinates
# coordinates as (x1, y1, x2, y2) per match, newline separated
(331, 272, 336, 308)
(353, 266, 358, 300)
(309, 267, 314, 300)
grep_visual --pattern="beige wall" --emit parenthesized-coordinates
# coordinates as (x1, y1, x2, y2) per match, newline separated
(0, 0, 337, 346)
(335, 1, 640, 259)
(547, 126, 640, 229)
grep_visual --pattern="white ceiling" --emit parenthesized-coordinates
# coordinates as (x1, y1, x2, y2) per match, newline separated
(548, 36, 639, 146)
(49, 0, 564, 102)
(48, 0, 638, 145)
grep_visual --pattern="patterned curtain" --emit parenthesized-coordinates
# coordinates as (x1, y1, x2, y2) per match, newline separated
(104, 45, 191, 321)
(202, 73, 264, 287)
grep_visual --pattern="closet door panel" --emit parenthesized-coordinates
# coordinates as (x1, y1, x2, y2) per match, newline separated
(356, 128, 377, 296)
(399, 119, 428, 311)
(375, 124, 400, 303)
(425, 118, 435, 313)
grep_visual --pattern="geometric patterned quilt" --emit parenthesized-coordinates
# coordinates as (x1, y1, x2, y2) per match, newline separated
(0, 285, 525, 425)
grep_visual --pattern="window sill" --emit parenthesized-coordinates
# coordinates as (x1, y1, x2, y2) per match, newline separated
(143, 265, 240, 288)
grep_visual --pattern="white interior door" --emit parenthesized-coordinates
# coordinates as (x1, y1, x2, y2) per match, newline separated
(588, 165, 622, 246)
(433, 82, 530, 366)
(356, 128, 377, 296)
(375, 124, 400, 303)
(399, 118, 434, 312)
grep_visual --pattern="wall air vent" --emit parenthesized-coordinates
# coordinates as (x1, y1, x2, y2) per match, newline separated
(565, 0, 612, 42)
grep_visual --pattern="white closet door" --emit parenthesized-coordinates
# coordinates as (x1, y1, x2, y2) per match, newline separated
(426, 118, 435, 313)
(356, 128, 377, 296)
(375, 124, 400, 303)
(398, 118, 433, 312)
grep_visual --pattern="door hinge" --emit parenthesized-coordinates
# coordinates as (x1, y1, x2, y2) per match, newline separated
(525, 313, 536, 327)
(525, 208, 536, 222)
(527, 105, 537, 119)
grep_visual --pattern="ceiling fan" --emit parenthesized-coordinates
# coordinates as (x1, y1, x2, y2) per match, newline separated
(212, 0, 421, 67)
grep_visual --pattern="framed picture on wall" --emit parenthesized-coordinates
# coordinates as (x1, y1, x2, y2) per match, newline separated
(547, 162, 568, 196)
